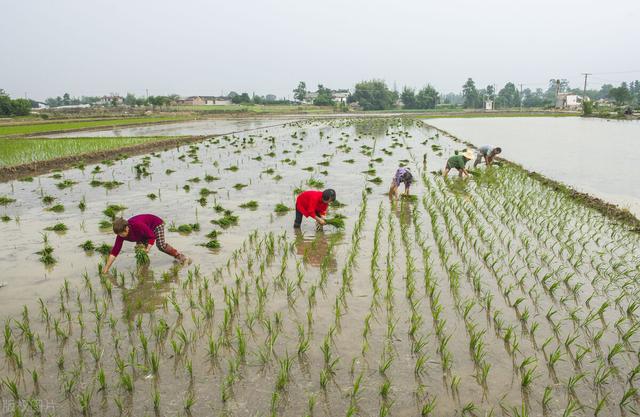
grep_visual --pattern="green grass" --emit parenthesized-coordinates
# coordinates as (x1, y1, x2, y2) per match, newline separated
(0, 116, 186, 137)
(0, 136, 188, 167)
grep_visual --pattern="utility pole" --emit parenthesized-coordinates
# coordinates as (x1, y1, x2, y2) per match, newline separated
(581, 73, 591, 108)
(519, 83, 523, 112)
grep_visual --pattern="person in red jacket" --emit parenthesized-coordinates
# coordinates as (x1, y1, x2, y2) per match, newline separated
(294, 189, 336, 229)
(101, 214, 190, 274)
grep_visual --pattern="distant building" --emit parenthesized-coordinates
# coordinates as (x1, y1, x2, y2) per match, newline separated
(30, 100, 48, 109)
(484, 99, 494, 110)
(556, 93, 587, 110)
(332, 90, 350, 104)
(52, 104, 91, 109)
(178, 96, 232, 106)
(97, 95, 124, 106)
(302, 91, 319, 104)
(265, 94, 277, 102)
(302, 89, 350, 104)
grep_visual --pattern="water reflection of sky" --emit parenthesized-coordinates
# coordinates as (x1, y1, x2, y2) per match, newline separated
(429, 117, 640, 217)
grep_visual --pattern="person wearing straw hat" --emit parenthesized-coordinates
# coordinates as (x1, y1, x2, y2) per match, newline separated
(473, 144, 502, 167)
(443, 148, 474, 178)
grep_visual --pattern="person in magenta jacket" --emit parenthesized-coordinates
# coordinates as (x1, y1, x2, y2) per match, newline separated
(101, 214, 190, 274)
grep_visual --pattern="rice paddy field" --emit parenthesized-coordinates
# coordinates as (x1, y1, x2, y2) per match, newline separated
(0, 136, 188, 167)
(0, 118, 639, 416)
(0, 117, 187, 138)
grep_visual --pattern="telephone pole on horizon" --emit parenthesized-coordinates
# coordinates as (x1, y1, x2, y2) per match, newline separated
(582, 73, 591, 101)
(519, 83, 523, 112)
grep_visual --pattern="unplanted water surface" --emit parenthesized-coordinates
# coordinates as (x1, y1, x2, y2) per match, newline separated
(45, 118, 297, 138)
(0, 118, 639, 416)
(428, 117, 640, 216)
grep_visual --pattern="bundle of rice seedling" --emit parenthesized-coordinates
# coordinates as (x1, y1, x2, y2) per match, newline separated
(135, 245, 150, 266)
(325, 214, 346, 229)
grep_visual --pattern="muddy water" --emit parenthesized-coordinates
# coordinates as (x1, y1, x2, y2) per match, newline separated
(1, 118, 639, 416)
(428, 117, 640, 217)
(45, 117, 298, 138)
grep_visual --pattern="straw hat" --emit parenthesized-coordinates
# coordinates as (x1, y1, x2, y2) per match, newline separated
(462, 148, 475, 160)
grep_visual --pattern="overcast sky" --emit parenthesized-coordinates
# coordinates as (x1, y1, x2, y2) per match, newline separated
(2, 0, 639, 100)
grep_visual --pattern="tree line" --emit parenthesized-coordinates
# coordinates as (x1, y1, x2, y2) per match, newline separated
(0, 90, 32, 116)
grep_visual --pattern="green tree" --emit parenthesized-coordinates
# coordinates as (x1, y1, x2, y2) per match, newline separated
(462, 78, 480, 108)
(485, 85, 495, 100)
(609, 83, 631, 105)
(0, 90, 12, 116)
(293, 81, 307, 102)
(62, 93, 71, 106)
(313, 84, 334, 106)
(400, 87, 416, 109)
(496, 82, 520, 108)
(415, 85, 439, 109)
(124, 93, 137, 106)
(11, 99, 32, 116)
(349, 80, 396, 110)
(231, 93, 251, 104)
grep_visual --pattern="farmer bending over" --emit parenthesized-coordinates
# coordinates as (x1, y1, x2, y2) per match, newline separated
(102, 214, 190, 274)
(443, 149, 474, 178)
(389, 167, 414, 199)
(474, 144, 502, 167)
(294, 189, 336, 229)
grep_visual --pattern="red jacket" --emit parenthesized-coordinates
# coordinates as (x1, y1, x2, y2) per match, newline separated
(295, 191, 328, 218)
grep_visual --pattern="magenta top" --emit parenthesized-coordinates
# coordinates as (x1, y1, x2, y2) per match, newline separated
(110, 214, 164, 256)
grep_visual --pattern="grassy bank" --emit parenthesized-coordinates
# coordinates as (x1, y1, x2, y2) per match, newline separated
(0, 136, 187, 167)
(0, 116, 188, 137)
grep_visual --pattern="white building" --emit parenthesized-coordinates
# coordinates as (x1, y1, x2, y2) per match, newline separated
(332, 91, 350, 104)
(484, 99, 494, 110)
(556, 93, 587, 110)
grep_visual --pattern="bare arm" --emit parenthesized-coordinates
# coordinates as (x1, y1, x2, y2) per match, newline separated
(102, 254, 116, 274)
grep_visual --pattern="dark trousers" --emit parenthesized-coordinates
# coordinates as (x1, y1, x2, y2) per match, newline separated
(293, 210, 321, 228)
(293, 210, 304, 228)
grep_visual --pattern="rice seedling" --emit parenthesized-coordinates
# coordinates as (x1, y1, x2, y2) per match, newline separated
(307, 178, 324, 188)
(0, 196, 16, 206)
(239, 200, 259, 209)
(103, 204, 126, 219)
(135, 246, 150, 266)
(274, 203, 291, 214)
(46, 203, 65, 213)
(325, 215, 346, 229)
(211, 213, 239, 228)
(44, 222, 68, 232)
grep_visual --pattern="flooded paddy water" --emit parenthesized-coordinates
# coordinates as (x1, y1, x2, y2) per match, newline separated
(45, 118, 298, 138)
(427, 117, 640, 217)
(0, 118, 639, 416)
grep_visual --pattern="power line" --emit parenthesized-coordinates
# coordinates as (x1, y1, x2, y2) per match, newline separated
(591, 69, 640, 75)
